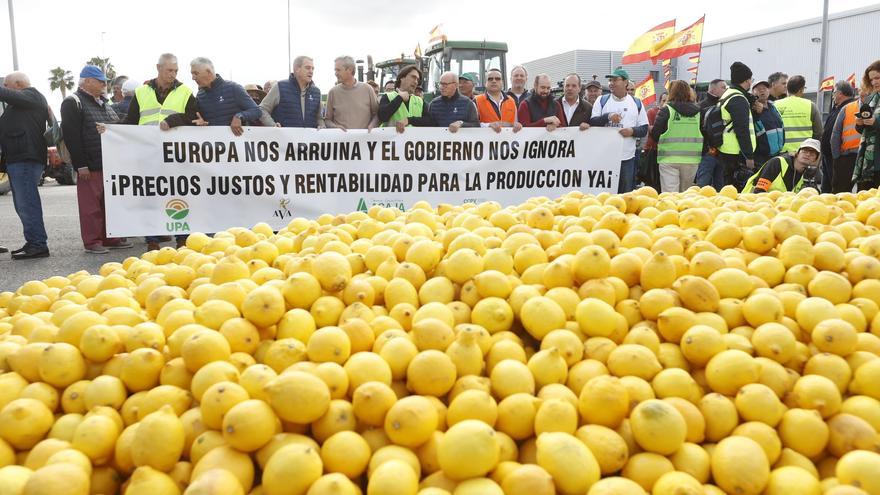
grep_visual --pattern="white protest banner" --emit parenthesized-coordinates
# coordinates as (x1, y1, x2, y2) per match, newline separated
(102, 125, 623, 237)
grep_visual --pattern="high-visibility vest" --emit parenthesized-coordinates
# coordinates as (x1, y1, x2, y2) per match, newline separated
(840, 100, 862, 154)
(775, 95, 814, 153)
(719, 88, 756, 156)
(657, 106, 703, 165)
(380, 91, 424, 127)
(135, 83, 192, 125)
(475, 93, 517, 124)
(742, 155, 805, 193)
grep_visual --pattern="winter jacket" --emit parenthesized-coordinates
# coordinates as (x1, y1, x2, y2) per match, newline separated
(60, 88, 119, 171)
(0, 86, 48, 166)
(194, 75, 261, 127)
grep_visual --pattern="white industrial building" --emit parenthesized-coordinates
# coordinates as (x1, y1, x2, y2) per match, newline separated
(677, 5, 879, 95)
(521, 50, 663, 94)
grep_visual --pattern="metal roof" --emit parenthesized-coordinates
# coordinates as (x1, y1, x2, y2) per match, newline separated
(425, 41, 509, 55)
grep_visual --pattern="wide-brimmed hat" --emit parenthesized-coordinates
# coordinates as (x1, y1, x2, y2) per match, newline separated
(244, 84, 266, 98)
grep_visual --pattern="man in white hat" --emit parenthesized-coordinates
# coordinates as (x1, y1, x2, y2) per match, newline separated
(743, 138, 822, 193)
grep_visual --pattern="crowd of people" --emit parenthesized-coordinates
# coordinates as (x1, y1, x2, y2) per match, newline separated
(1, 53, 880, 260)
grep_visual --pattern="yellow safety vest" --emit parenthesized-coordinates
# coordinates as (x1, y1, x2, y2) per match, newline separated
(742, 155, 806, 193)
(135, 83, 193, 125)
(775, 95, 814, 153)
(719, 88, 757, 156)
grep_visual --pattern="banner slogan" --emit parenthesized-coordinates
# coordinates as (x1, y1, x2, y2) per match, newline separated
(102, 126, 624, 237)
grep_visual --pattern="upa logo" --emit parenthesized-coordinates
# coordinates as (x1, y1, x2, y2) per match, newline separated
(165, 199, 191, 233)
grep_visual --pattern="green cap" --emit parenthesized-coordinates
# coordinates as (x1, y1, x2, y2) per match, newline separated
(459, 72, 479, 83)
(605, 68, 630, 80)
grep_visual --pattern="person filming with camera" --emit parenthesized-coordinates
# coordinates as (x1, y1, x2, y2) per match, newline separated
(742, 138, 822, 193)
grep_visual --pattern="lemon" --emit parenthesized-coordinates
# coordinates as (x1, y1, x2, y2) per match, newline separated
(606, 344, 662, 380)
(0, 398, 54, 450)
(705, 349, 759, 395)
(367, 459, 418, 495)
(620, 452, 674, 491)
(536, 432, 601, 495)
(490, 360, 535, 399)
(471, 297, 514, 334)
(200, 381, 249, 430)
(131, 405, 184, 472)
(836, 450, 880, 495)
(446, 389, 497, 427)
(699, 393, 739, 442)
(520, 297, 567, 340)
(680, 325, 724, 367)
(262, 443, 323, 495)
(573, 245, 611, 282)
(628, 399, 686, 455)
(792, 374, 842, 418)
(652, 471, 703, 495)
(812, 318, 859, 356)
(186, 468, 244, 495)
(320, 431, 371, 479)
(827, 413, 879, 457)
(578, 376, 629, 428)
(586, 477, 647, 495)
(181, 330, 231, 372)
(711, 436, 770, 495)
(575, 424, 629, 475)
(37, 343, 86, 388)
(437, 419, 500, 480)
(221, 399, 276, 452)
(22, 463, 89, 495)
(384, 396, 439, 448)
(352, 381, 397, 426)
(500, 463, 555, 495)
(778, 408, 829, 458)
(240, 286, 285, 328)
(407, 350, 457, 397)
(70, 413, 118, 464)
(575, 299, 617, 337)
(265, 371, 330, 424)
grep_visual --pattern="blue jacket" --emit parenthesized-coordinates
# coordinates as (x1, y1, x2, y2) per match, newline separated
(195, 75, 261, 126)
(272, 76, 322, 128)
(425, 92, 479, 128)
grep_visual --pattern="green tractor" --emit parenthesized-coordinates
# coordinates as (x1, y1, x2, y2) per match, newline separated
(373, 57, 419, 90)
(423, 40, 508, 101)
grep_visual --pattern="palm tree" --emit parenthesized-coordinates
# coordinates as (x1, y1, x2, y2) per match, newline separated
(86, 56, 117, 91)
(48, 67, 74, 98)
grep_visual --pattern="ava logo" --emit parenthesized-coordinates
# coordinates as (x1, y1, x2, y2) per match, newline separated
(273, 198, 293, 219)
(165, 199, 191, 233)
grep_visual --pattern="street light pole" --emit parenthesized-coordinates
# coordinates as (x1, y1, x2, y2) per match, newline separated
(287, 0, 291, 71)
(8, 0, 19, 70)
(817, 0, 829, 110)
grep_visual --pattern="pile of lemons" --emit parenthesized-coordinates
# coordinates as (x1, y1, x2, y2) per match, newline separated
(2, 185, 880, 495)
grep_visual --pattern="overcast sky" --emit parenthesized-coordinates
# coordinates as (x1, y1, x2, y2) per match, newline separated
(1, 0, 877, 112)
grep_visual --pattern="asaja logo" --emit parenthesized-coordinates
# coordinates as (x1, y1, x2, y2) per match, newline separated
(165, 199, 191, 233)
(357, 198, 368, 212)
(357, 197, 405, 212)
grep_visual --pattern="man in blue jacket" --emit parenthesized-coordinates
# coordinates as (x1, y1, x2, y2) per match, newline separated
(0, 72, 49, 259)
(259, 55, 323, 128)
(178, 57, 261, 135)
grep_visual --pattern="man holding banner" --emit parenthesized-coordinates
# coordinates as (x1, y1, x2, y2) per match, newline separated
(589, 68, 649, 193)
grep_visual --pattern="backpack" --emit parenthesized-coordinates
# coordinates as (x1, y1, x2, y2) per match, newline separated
(54, 94, 82, 165)
(702, 93, 740, 149)
(598, 94, 643, 117)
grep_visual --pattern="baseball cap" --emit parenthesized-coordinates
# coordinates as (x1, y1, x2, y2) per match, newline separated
(459, 72, 478, 84)
(798, 138, 821, 154)
(605, 68, 629, 80)
(752, 80, 770, 89)
(585, 80, 603, 89)
(80, 65, 107, 82)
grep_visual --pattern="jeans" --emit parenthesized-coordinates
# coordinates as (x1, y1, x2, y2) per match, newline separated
(7, 161, 48, 249)
(694, 154, 724, 190)
(618, 157, 637, 193)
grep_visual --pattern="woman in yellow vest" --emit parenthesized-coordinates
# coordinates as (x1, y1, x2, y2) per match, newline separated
(650, 80, 703, 193)
(742, 139, 821, 193)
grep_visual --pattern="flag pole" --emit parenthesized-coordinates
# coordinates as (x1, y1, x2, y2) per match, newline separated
(8, 0, 19, 70)
(693, 14, 705, 87)
(817, 0, 829, 110)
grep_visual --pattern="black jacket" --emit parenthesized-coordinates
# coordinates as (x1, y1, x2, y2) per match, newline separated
(61, 89, 119, 171)
(649, 101, 702, 141)
(821, 98, 853, 157)
(724, 86, 757, 159)
(0, 86, 49, 166)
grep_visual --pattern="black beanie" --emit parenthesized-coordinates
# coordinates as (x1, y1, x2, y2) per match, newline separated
(730, 62, 753, 85)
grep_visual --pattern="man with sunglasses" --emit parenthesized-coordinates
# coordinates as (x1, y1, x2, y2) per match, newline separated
(475, 68, 521, 133)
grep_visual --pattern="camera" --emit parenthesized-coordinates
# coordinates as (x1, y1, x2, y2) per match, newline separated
(802, 165, 820, 191)
(859, 104, 873, 119)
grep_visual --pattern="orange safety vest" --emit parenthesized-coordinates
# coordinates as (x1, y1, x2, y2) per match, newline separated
(840, 101, 862, 153)
(475, 93, 517, 124)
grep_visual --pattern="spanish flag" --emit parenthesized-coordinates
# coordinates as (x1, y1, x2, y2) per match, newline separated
(688, 55, 701, 64)
(652, 16, 705, 61)
(820, 76, 835, 92)
(622, 20, 676, 65)
(414, 43, 422, 58)
(634, 75, 656, 106)
(847, 73, 857, 87)
(429, 24, 446, 43)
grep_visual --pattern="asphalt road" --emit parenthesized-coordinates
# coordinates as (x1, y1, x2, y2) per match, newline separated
(0, 180, 145, 292)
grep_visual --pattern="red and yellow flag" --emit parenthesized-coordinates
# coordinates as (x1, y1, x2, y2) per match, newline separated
(688, 55, 701, 64)
(847, 73, 857, 87)
(687, 66, 699, 74)
(652, 16, 705, 61)
(820, 76, 835, 92)
(429, 24, 446, 43)
(414, 43, 422, 58)
(622, 20, 675, 65)
(634, 75, 656, 106)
